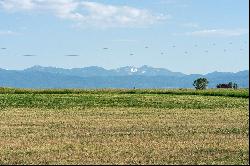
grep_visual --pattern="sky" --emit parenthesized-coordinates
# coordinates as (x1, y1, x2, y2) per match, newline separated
(0, 0, 249, 74)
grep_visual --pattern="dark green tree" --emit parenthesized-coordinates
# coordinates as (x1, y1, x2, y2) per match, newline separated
(233, 83, 238, 89)
(193, 78, 209, 90)
(228, 82, 233, 88)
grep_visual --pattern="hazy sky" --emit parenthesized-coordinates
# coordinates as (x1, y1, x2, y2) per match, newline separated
(0, 0, 249, 74)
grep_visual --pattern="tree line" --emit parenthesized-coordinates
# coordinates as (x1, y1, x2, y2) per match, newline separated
(193, 78, 238, 90)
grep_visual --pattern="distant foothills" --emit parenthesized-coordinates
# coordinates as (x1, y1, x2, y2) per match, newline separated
(0, 65, 249, 89)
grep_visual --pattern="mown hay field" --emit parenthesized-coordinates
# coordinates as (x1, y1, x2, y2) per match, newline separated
(0, 88, 249, 165)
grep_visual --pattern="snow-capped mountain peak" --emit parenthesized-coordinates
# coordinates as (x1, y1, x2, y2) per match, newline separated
(130, 67, 138, 73)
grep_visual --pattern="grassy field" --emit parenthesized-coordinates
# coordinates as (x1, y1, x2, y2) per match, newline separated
(0, 88, 249, 165)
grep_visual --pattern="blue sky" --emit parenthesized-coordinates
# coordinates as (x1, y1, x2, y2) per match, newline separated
(0, 0, 249, 74)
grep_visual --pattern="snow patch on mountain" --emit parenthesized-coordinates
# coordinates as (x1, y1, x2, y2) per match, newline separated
(131, 67, 138, 73)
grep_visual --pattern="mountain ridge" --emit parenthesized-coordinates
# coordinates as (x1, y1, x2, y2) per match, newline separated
(4, 65, 248, 76)
(0, 65, 248, 88)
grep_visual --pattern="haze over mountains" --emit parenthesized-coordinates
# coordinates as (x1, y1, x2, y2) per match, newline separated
(0, 65, 248, 89)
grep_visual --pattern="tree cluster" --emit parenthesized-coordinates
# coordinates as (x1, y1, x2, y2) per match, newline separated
(216, 82, 238, 89)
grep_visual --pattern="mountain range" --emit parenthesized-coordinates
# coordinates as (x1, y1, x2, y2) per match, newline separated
(0, 65, 249, 88)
